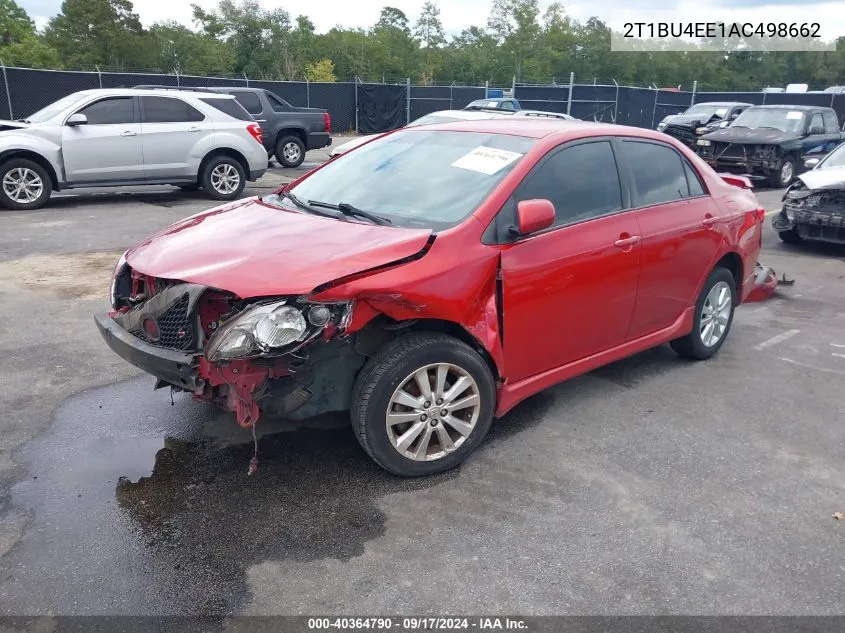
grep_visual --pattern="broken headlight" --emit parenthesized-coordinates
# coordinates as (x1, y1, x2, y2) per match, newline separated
(110, 250, 129, 308)
(205, 300, 349, 362)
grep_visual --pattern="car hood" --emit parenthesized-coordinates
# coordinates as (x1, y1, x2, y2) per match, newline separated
(125, 197, 433, 298)
(663, 114, 712, 127)
(798, 166, 845, 190)
(702, 127, 800, 144)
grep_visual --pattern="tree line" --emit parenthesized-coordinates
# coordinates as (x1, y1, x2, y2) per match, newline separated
(1, 0, 844, 90)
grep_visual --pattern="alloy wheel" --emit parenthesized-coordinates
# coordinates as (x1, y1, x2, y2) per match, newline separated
(700, 281, 732, 348)
(283, 142, 301, 164)
(3, 167, 43, 203)
(385, 363, 481, 462)
(210, 163, 240, 195)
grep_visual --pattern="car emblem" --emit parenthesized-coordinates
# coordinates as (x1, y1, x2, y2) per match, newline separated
(176, 328, 186, 338)
(142, 318, 160, 342)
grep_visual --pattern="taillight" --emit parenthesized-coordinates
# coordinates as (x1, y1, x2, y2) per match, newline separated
(246, 123, 263, 145)
(323, 112, 331, 134)
(755, 207, 765, 223)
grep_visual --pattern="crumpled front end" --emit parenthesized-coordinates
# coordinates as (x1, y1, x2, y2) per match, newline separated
(774, 179, 845, 244)
(95, 261, 365, 433)
(697, 142, 783, 179)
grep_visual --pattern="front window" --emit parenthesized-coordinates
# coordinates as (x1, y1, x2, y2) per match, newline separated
(818, 142, 845, 169)
(731, 108, 805, 133)
(270, 130, 536, 230)
(25, 92, 91, 123)
(685, 104, 729, 120)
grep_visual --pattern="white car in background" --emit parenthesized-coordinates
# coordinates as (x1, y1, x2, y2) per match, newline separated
(330, 108, 576, 157)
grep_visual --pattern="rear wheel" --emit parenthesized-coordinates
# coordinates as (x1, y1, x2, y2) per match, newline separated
(0, 159, 52, 210)
(200, 156, 245, 201)
(778, 227, 802, 244)
(351, 332, 496, 477)
(670, 267, 736, 360)
(275, 135, 305, 168)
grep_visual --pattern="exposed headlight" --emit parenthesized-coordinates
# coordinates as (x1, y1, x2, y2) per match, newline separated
(110, 250, 128, 307)
(695, 127, 708, 134)
(205, 300, 349, 362)
(657, 122, 667, 131)
(696, 139, 711, 146)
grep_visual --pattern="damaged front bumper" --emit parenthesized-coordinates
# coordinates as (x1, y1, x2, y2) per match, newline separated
(774, 203, 845, 244)
(95, 312, 201, 391)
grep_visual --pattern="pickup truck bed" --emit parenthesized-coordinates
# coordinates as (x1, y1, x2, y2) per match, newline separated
(211, 87, 331, 168)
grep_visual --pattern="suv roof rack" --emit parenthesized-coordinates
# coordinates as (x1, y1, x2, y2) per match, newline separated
(132, 84, 220, 93)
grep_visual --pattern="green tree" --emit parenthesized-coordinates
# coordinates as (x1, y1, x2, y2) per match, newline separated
(304, 58, 336, 82)
(0, 0, 34, 44)
(149, 21, 234, 76)
(487, 0, 540, 80)
(43, 0, 150, 68)
(371, 7, 418, 80)
(414, 1, 445, 83)
(0, 0, 61, 68)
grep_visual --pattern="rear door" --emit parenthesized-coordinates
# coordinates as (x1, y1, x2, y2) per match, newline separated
(497, 139, 642, 381)
(616, 139, 726, 339)
(802, 112, 832, 157)
(139, 96, 210, 179)
(61, 96, 143, 183)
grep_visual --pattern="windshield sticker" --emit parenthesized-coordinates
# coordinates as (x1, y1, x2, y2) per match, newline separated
(488, 101, 498, 107)
(786, 111, 803, 119)
(451, 146, 523, 175)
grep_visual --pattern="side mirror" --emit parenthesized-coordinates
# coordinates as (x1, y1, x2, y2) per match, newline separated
(728, 113, 739, 120)
(66, 113, 88, 126)
(515, 199, 555, 236)
(804, 157, 820, 169)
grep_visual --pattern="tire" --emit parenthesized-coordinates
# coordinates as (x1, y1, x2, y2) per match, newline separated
(670, 267, 736, 361)
(200, 155, 245, 201)
(0, 158, 52, 210)
(778, 228, 802, 244)
(351, 332, 496, 477)
(275, 135, 305, 168)
(770, 156, 796, 188)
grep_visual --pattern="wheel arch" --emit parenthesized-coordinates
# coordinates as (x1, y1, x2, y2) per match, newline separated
(198, 148, 249, 183)
(714, 251, 743, 297)
(0, 149, 60, 190)
(276, 127, 307, 148)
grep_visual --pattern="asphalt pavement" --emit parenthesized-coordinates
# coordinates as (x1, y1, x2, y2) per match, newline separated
(0, 154, 843, 621)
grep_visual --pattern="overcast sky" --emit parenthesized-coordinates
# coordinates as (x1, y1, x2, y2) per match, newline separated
(21, 0, 845, 42)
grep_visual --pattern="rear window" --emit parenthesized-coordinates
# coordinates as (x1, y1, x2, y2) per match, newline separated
(199, 97, 253, 121)
(234, 92, 262, 115)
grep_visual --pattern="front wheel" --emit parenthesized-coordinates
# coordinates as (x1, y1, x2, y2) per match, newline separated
(0, 159, 52, 210)
(351, 332, 496, 477)
(778, 227, 802, 244)
(770, 156, 796, 188)
(200, 156, 245, 201)
(670, 267, 736, 360)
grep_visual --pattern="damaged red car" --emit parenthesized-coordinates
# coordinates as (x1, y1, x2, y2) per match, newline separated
(96, 119, 765, 476)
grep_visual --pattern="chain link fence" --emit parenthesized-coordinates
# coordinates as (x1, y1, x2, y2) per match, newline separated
(2, 64, 842, 133)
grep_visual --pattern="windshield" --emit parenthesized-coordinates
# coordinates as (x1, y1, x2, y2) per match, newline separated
(25, 92, 91, 124)
(686, 104, 729, 119)
(731, 108, 805, 133)
(407, 114, 461, 127)
(276, 130, 536, 230)
(818, 142, 845, 169)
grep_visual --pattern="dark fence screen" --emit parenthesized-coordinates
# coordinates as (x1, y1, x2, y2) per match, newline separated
(3, 66, 843, 136)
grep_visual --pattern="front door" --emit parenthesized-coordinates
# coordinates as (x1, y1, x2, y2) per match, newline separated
(139, 96, 211, 179)
(496, 139, 641, 382)
(61, 96, 143, 183)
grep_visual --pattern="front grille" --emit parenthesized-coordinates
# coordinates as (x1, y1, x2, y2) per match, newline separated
(663, 124, 696, 146)
(795, 207, 845, 243)
(714, 143, 746, 159)
(133, 294, 195, 351)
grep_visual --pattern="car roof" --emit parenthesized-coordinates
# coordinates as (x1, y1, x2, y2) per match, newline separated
(746, 104, 821, 111)
(424, 109, 510, 120)
(468, 97, 513, 103)
(409, 117, 655, 141)
(694, 101, 752, 107)
(76, 87, 237, 99)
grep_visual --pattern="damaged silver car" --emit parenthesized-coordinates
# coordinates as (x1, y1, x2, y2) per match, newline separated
(774, 141, 845, 244)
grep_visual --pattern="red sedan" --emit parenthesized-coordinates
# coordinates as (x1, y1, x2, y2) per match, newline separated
(96, 119, 764, 476)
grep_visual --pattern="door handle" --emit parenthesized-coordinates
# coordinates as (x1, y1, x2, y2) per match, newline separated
(121, 130, 136, 137)
(702, 216, 718, 227)
(614, 235, 641, 248)
(188, 126, 201, 132)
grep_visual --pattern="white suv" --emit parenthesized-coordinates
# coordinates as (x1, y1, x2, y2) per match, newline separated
(0, 87, 269, 210)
